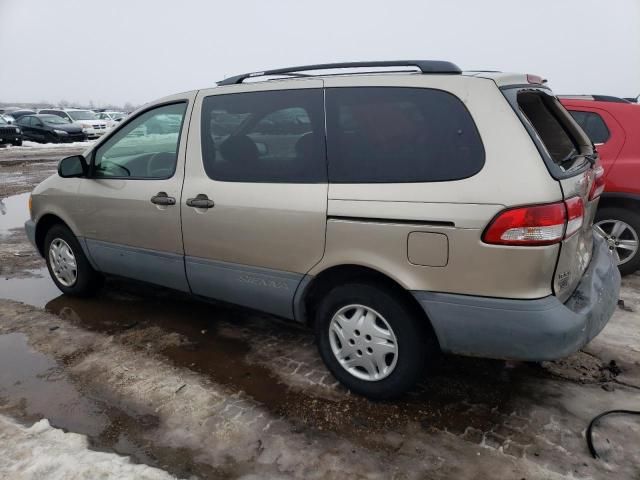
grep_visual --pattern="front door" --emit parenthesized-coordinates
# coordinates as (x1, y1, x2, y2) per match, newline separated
(181, 81, 328, 318)
(75, 95, 194, 291)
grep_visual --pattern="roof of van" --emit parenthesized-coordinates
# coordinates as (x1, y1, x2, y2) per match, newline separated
(214, 61, 549, 89)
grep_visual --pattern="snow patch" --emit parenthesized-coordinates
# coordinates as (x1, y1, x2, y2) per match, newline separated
(0, 415, 178, 480)
(10, 140, 95, 149)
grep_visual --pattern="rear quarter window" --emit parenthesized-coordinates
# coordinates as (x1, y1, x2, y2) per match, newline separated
(325, 87, 485, 183)
(568, 110, 610, 144)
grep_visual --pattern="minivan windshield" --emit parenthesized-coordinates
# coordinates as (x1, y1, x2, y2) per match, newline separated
(68, 110, 97, 121)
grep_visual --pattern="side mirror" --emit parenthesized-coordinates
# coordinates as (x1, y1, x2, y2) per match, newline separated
(58, 155, 88, 178)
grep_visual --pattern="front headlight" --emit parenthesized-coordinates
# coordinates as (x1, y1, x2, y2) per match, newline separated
(53, 129, 68, 135)
(15, 127, 20, 133)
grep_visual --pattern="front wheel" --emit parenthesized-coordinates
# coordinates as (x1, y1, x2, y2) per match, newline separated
(11, 140, 22, 146)
(595, 207, 640, 276)
(44, 224, 103, 296)
(315, 282, 435, 399)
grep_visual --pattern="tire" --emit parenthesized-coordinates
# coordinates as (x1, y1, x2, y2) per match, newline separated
(595, 206, 640, 276)
(315, 282, 435, 399)
(44, 224, 103, 296)
(11, 140, 22, 146)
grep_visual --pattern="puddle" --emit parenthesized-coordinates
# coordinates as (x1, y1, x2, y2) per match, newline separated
(0, 332, 106, 435)
(0, 268, 61, 307)
(0, 330, 220, 478)
(0, 192, 29, 235)
(35, 280, 531, 444)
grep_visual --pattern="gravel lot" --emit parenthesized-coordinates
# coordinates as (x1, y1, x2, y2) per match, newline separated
(1, 146, 639, 479)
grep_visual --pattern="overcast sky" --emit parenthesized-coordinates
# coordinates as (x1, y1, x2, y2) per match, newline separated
(1, 0, 638, 107)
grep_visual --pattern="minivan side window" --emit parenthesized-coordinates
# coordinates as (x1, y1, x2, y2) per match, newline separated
(325, 87, 485, 183)
(92, 102, 187, 179)
(568, 110, 610, 144)
(200, 89, 326, 183)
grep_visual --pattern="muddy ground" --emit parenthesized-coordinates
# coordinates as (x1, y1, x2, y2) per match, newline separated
(1, 147, 639, 479)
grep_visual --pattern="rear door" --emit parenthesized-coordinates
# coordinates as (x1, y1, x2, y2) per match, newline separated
(565, 106, 625, 174)
(508, 88, 599, 300)
(181, 80, 328, 319)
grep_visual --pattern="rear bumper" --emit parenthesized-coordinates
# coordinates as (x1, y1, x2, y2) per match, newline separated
(412, 234, 621, 361)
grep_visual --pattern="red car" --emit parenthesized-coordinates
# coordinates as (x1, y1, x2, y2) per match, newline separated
(560, 95, 640, 275)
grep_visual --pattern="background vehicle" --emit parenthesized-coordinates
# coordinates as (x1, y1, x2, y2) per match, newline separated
(26, 61, 619, 399)
(560, 95, 640, 274)
(39, 108, 107, 138)
(16, 114, 86, 143)
(96, 111, 125, 128)
(1, 114, 16, 125)
(0, 115, 22, 146)
(9, 109, 36, 120)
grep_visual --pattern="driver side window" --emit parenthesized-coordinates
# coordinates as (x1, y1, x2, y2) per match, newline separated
(93, 102, 187, 179)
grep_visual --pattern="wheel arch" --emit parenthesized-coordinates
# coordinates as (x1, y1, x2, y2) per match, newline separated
(598, 193, 640, 213)
(295, 263, 438, 344)
(35, 213, 73, 256)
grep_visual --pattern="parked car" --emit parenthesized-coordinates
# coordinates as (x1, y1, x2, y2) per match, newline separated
(16, 114, 87, 143)
(25, 61, 620, 399)
(9, 109, 36, 120)
(95, 111, 125, 128)
(1, 114, 16, 125)
(560, 95, 640, 275)
(38, 109, 107, 139)
(0, 115, 22, 146)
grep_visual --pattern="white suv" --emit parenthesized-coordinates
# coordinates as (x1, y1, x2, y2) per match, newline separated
(39, 109, 107, 139)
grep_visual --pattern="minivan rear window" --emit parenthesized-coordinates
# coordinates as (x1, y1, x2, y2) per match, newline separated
(325, 87, 485, 183)
(517, 91, 579, 164)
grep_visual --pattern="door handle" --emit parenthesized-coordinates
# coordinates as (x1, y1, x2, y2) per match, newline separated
(150, 192, 176, 206)
(186, 194, 215, 209)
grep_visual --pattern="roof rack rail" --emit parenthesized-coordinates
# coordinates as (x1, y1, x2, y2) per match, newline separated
(217, 60, 462, 86)
(558, 94, 631, 104)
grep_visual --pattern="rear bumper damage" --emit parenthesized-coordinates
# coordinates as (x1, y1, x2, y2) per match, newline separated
(413, 234, 621, 361)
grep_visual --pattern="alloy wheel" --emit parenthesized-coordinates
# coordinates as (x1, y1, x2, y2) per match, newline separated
(594, 220, 639, 265)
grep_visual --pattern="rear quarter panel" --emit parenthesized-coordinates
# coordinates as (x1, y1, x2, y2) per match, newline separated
(312, 75, 563, 299)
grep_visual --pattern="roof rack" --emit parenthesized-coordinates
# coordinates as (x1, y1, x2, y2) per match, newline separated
(217, 60, 462, 86)
(558, 95, 631, 104)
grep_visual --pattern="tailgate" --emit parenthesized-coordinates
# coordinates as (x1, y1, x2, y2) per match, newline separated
(503, 87, 599, 301)
(555, 170, 598, 301)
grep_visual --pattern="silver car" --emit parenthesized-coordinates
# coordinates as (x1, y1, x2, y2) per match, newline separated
(25, 61, 620, 398)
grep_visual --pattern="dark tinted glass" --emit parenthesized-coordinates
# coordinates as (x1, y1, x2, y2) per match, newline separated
(325, 87, 484, 183)
(517, 92, 578, 164)
(201, 89, 326, 183)
(568, 110, 610, 144)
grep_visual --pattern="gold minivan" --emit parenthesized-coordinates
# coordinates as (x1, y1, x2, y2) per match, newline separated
(25, 61, 621, 398)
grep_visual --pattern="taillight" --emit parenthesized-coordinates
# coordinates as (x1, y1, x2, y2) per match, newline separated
(564, 197, 584, 238)
(589, 165, 605, 200)
(483, 197, 584, 246)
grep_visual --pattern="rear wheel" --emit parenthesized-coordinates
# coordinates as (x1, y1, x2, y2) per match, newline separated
(595, 207, 640, 276)
(315, 282, 435, 399)
(44, 224, 103, 296)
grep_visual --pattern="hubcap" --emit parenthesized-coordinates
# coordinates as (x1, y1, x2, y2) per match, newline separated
(594, 220, 639, 266)
(328, 304, 398, 382)
(48, 238, 78, 287)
